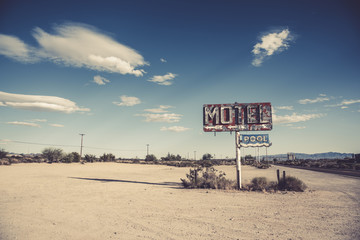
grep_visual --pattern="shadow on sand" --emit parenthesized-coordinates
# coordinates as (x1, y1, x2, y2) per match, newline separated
(69, 177, 181, 188)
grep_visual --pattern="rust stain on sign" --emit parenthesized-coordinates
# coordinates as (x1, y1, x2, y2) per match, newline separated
(203, 102, 272, 132)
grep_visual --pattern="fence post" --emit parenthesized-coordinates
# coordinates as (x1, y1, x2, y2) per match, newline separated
(277, 169, 280, 183)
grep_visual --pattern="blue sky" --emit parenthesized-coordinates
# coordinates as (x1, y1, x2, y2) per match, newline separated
(0, 0, 359, 158)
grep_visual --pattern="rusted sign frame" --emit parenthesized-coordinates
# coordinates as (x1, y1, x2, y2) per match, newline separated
(203, 102, 272, 132)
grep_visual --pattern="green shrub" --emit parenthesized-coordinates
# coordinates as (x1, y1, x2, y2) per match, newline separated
(84, 154, 97, 162)
(246, 176, 307, 192)
(181, 167, 236, 190)
(145, 154, 157, 161)
(278, 176, 307, 192)
(61, 153, 74, 163)
(250, 177, 268, 191)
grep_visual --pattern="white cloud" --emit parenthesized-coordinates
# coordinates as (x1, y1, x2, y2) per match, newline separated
(144, 105, 173, 113)
(273, 113, 324, 124)
(326, 99, 360, 108)
(136, 113, 182, 123)
(299, 96, 330, 104)
(0, 91, 90, 113)
(29, 119, 47, 122)
(291, 126, 306, 130)
(252, 28, 294, 67)
(275, 106, 294, 110)
(113, 95, 141, 107)
(340, 99, 360, 106)
(319, 94, 327, 97)
(93, 75, 110, 85)
(148, 73, 177, 86)
(0, 34, 36, 62)
(0, 23, 148, 76)
(49, 123, 64, 128)
(160, 58, 167, 63)
(6, 121, 40, 127)
(160, 126, 190, 132)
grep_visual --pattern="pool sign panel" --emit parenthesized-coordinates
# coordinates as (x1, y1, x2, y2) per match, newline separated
(203, 102, 272, 132)
(242, 134, 269, 144)
(240, 134, 271, 148)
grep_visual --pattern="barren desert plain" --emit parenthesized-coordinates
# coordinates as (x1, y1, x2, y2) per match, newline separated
(0, 163, 359, 240)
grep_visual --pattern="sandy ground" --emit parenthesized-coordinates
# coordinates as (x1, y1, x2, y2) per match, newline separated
(0, 163, 359, 240)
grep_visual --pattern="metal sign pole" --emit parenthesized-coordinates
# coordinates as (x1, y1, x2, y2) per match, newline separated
(235, 131, 241, 189)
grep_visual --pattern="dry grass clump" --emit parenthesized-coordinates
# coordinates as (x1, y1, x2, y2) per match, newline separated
(246, 176, 307, 192)
(181, 167, 237, 190)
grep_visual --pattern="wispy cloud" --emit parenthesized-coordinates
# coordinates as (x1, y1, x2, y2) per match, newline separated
(273, 113, 324, 124)
(299, 96, 330, 104)
(48, 123, 64, 128)
(0, 23, 148, 76)
(160, 126, 190, 132)
(29, 119, 47, 122)
(0, 91, 90, 113)
(0, 34, 37, 62)
(326, 99, 360, 108)
(136, 113, 182, 123)
(160, 58, 167, 63)
(148, 73, 177, 86)
(113, 95, 141, 107)
(93, 75, 110, 85)
(6, 121, 40, 127)
(144, 105, 173, 113)
(275, 106, 294, 110)
(252, 28, 294, 67)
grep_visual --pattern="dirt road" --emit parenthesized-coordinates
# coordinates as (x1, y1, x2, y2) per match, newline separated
(0, 163, 359, 239)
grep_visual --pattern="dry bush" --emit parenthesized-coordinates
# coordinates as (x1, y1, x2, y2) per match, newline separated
(278, 176, 307, 192)
(246, 176, 307, 192)
(181, 167, 237, 190)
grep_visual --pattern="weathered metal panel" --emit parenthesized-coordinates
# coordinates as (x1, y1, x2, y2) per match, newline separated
(240, 134, 271, 147)
(203, 102, 272, 132)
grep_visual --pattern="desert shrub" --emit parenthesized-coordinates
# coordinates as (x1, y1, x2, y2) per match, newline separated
(71, 152, 81, 162)
(42, 148, 63, 163)
(100, 153, 115, 162)
(61, 153, 74, 163)
(84, 154, 97, 162)
(161, 153, 182, 161)
(278, 176, 307, 192)
(145, 154, 157, 161)
(202, 153, 213, 160)
(0, 148, 8, 159)
(354, 164, 360, 170)
(181, 167, 236, 190)
(249, 177, 268, 191)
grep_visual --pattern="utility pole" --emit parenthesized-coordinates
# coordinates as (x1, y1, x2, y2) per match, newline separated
(146, 144, 149, 156)
(194, 151, 196, 160)
(79, 134, 85, 160)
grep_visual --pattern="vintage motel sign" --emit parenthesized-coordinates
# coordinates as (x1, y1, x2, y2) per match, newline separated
(203, 102, 272, 132)
(202, 102, 272, 190)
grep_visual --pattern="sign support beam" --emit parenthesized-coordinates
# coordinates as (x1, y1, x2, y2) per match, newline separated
(235, 131, 241, 189)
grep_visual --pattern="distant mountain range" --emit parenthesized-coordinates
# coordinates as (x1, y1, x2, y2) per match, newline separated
(265, 152, 354, 160)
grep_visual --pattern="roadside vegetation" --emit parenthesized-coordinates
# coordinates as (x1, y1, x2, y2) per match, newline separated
(181, 167, 307, 192)
(275, 158, 360, 171)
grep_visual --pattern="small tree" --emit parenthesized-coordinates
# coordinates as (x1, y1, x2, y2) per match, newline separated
(42, 148, 63, 163)
(71, 152, 80, 162)
(61, 153, 74, 163)
(84, 154, 97, 162)
(202, 153, 213, 160)
(145, 154, 157, 161)
(100, 153, 115, 162)
(0, 148, 8, 159)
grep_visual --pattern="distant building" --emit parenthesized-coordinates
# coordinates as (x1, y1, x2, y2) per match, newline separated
(287, 152, 296, 161)
(355, 154, 360, 162)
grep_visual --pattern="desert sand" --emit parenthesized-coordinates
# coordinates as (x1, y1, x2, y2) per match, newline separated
(0, 163, 359, 240)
